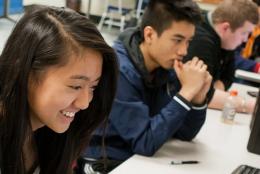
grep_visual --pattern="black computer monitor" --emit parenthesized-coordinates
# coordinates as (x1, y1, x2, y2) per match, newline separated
(247, 88, 260, 154)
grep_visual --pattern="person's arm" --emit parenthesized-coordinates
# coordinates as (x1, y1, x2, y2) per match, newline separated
(208, 89, 256, 113)
(173, 105, 207, 141)
(110, 57, 211, 156)
(218, 51, 235, 90)
(110, 73, 206, 156)
(214, 80, 225, 90)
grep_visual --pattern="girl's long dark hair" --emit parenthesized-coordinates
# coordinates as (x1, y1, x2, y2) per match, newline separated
(0, 5, 118, 174)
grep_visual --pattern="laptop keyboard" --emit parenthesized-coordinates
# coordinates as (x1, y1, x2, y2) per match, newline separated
(232, 165, 260, 174)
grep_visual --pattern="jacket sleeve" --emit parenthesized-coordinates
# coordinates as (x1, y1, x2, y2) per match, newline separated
(219, 52, 235, 90)
(173, 108, 206, 141)
(109, 73, 206, 156)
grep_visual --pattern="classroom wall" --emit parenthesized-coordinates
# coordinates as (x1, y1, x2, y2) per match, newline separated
(22, 0, 217, 16)
(0, 0, 3, 16)
(198, 3, 216, 11)
(88, 0, 135, 16)
(23, 0, 136, 16)
(23, 0, 109, 15)
(84, 0, 105, 16)
(0, 0, 23, 16)
(23, 0, 104, 15)
(23, 0, 65, 7)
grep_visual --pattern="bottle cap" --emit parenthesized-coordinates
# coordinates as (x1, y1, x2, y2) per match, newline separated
(229, 90, 238, 96)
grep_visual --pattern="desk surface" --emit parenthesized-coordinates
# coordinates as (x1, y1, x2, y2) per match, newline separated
(110, 84, 260, 174)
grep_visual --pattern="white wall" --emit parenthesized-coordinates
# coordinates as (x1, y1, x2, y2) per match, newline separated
(82, 0, 105, 16)
(197, 2, 217, 11)
(23, 0, 65, 7)
(23, 0, 136, 16)
(23, 0, 106, 15)
(82, 0, 135, 16)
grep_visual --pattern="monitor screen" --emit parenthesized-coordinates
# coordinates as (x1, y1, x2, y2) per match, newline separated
(249, 90, 260, 129)
(247, 88, 260, 154)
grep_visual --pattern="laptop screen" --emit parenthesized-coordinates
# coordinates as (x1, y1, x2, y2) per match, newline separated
(247, 88, 260, 154)
(249, 89, 260, 129)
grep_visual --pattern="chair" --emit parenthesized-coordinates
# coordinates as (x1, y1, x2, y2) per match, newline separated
(98, 0, 134, 32)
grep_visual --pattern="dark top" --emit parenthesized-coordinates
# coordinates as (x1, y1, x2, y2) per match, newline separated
(184, 12, 235, 90)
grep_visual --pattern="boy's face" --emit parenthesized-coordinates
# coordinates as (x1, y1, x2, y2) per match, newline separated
(221, 21, 255, 50)
(146, 21, 195, 70)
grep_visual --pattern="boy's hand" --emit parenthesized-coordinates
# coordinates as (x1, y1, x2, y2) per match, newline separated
(192, 71, 212, 105)
(174, 57, 208, 102)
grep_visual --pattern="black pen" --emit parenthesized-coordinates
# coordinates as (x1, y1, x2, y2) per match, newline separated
(171, 160, 199, 165)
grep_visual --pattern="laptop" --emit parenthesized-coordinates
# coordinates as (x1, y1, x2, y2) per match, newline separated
(247, 87, 260, 153)
(232, 88, 260, 174)
(235, 70, 260, 83)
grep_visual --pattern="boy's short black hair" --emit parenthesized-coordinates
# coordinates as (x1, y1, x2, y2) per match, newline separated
(140, 0, 201, 39)
(253, 0, 260, 6)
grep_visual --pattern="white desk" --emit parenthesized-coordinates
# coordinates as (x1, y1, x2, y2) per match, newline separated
(110, 84, 260, 174)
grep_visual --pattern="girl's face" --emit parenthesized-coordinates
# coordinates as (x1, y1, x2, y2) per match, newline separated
(28, 48, 103, 133)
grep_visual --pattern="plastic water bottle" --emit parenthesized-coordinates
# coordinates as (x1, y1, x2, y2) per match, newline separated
(221, 90, 238, 124)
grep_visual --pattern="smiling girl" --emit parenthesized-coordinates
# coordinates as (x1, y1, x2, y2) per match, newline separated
(0, 6, 118, 174)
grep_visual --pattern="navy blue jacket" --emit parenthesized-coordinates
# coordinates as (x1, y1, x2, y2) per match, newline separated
(85, 28, 207, 161)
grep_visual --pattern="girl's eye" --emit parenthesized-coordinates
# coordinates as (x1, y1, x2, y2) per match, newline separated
(90, 86, 97, 91)
(69, 86, 82, 90)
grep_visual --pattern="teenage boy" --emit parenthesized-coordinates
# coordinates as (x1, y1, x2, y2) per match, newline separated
(82, 0, 212, 173)
(184, 0, 259, 113)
